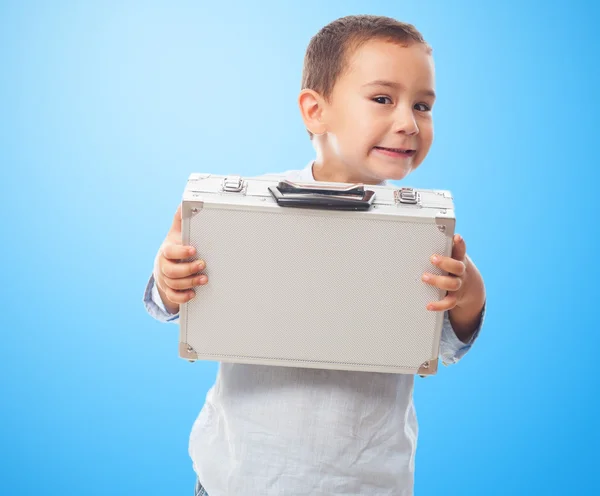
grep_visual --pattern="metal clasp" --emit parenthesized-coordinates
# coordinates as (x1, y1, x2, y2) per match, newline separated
(395, 187, 419, 205)
(222, 175, 244, 192)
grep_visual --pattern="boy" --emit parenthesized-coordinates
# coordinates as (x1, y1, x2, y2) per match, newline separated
(143, 14, 486, 496)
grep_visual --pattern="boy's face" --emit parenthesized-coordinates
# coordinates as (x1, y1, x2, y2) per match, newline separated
(309, 40, 435, 184)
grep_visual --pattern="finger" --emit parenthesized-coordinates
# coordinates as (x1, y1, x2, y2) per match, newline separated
(162, 242, 196, 261)
(170, 203, 182, 234)
(426, 292, 458, 312)
(422, 273, 462, 292)
(165, 287, 196, 304)
(451, 234, 467, 261)
(161, 258, 205, 279)
(163, 273, 209, 291)
(430, 254, 466, 277)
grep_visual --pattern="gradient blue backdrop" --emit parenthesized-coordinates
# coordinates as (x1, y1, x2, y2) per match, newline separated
(1, 1, 598, 494)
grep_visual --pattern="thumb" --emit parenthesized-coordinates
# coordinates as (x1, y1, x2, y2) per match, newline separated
(451, 233, 467, 261)
(169, 203, 182, 235)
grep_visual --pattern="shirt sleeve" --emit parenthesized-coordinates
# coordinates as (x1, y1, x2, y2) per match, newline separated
(142, 272, 180, 324)
(438, 301, 486, 366)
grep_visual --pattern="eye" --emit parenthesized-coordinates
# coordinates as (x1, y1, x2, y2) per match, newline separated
(372, 96, 393, 105)
(414, 102, 432, 112)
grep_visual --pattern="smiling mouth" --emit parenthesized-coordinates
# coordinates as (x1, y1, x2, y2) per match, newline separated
(374, 146, 416, 157)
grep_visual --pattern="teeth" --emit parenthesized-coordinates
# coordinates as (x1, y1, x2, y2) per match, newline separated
(377, 147, 413, 153)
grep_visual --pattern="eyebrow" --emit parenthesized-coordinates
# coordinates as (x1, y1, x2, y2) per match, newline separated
(363, 80, 436, 99)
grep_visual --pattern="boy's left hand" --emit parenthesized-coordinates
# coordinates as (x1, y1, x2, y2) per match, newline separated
(421, 234, 486, 341)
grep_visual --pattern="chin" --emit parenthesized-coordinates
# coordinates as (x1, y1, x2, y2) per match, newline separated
(375, 164, 413, 182)
(363, 156, 411, 181)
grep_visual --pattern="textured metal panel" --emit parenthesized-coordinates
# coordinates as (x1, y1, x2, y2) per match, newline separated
(179, 198, 454, 374)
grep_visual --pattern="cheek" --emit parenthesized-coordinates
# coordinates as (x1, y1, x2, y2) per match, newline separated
(420, 121, 434, 147)
(422, 128, 433, 151)
(336, 114, 373, 150)
(420, 115, 433, 138)
(413, 123, 433, 166)
(337, 100, 377, 133)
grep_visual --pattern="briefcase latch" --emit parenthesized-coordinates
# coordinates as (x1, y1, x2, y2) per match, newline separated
(222, 175, 245, 193)
(395, 187, 419, 205)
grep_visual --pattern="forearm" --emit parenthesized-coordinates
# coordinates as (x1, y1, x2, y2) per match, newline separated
(448, 298, 485, 343)
(157, 283, 180, 315)
(448, 256, 486, 343)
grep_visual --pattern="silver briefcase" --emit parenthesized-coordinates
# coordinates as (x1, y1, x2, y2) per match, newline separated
(178, 173, 456, 376)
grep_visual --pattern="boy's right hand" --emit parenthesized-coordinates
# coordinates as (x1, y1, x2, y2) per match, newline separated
(153, 204, 208, 314)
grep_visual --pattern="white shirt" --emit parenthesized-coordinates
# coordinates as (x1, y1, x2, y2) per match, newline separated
(143, 162, 485, 496)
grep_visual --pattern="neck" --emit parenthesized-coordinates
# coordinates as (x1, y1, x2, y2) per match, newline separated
(312, 145, 383, 185)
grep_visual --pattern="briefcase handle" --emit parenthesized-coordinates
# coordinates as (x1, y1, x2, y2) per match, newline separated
(268, 180, 376, 211)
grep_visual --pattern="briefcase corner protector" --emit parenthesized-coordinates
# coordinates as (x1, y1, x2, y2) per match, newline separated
(434, 213, 455, 234)
(180, 342, 198, 362)
(181, 201, 204, 219)
(418, 358, 438, 377)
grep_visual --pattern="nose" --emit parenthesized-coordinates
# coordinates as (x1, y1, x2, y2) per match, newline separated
(393, 105, 419, 136)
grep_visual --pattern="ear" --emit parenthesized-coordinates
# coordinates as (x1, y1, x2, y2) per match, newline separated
(298, 89, 327, 136)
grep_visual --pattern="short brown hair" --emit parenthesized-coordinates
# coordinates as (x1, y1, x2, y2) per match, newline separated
(301, 15, 430, 139)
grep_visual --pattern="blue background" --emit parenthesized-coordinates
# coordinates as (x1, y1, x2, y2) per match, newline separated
(1, 0, 598, 494)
